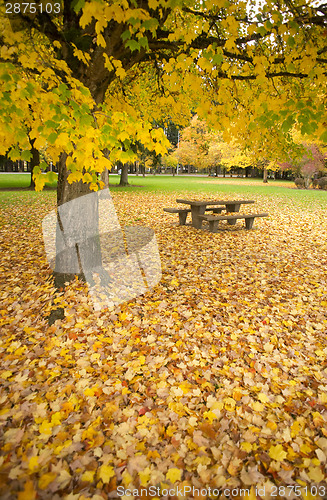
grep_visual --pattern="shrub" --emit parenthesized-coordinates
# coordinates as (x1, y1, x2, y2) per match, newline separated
(318, 177, 327, 190)
(312, 178, 319, 189)
(294, 178, 305, 188)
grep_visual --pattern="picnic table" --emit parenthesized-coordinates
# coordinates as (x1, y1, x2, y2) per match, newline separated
(175, 198, 255, 229)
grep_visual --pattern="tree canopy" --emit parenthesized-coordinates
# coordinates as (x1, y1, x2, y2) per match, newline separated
(0, 0, 326, 192)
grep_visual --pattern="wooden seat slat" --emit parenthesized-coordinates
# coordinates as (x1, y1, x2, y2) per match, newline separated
(199, 213, 268, 231)
(176, 198, 255, 206)
(163, 207, 191, 225)
(163, 208, 191, 214)
(199, 213, 268, 221)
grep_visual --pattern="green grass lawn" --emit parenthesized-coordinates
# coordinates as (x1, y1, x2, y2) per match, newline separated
(1, 173, 327, 210)
(0, 173, 57, 189)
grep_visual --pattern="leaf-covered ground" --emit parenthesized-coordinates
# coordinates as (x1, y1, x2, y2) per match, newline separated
(1, 189, 327, 499)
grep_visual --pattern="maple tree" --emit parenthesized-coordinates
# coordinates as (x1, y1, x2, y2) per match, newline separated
(174, 115, 221, 173)
(1, 0, 327, 288)
(279, 141, 327, 188)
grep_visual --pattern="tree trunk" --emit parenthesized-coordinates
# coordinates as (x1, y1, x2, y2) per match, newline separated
(304, 176, 310, 189)
(29, 139, 39, 189)
(136, 161, 139, 176)
(119, 163, 129, 186)
(263, 167, 268, 183)
(215, 165, 219, 177)
(101, 168, 109, 189)
(54, 152, 101, 286)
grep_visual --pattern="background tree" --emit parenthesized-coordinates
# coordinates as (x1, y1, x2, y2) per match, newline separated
(279, 141, 327, 188)
(175, 115, 220, 173)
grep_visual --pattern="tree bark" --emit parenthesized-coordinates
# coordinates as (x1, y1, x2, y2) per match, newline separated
(101, 168, 109, 189)
(119, 163, 129, 186)
(29, 139, 39, 189)
(263, 167, 268, 183)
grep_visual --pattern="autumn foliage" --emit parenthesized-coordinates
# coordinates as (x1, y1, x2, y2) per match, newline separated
(1, 187, 327, 496)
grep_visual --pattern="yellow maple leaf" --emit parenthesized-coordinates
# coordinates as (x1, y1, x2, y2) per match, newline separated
(203, 410, 218, 423)
(51, 412, 62, 426)
(122, 470, 132, 487)
(139, 467, 151, 486)
(307, 466, 324, 482)
(28, 456, 38, 471)
(17, 481, 36, 500)
(166, 468, 182, 484)
(81, 470, 95, 482)
(224, 397, 236, 411)
(39, 420, 53, 435)
(252, 401, 264, 412)
(269, 444, 287, 461)
(38, 472, 57, 490)
(258, 393, 269, 403)
(240, 442, 252, 453)
(98, 464, 115, 484)
(82, 172, 92, 184)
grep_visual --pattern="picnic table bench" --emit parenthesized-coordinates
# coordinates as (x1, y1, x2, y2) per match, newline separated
(164, 199, 255, 228)
(199, 213, 269, 231)
(163, 207, 191, 225)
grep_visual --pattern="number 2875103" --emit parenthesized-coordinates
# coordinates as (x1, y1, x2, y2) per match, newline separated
(5, 2, 61, 15)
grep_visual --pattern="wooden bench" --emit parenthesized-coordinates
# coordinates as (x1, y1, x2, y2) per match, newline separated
(199, 213, 269, 232)
(163, 208, 191, 225)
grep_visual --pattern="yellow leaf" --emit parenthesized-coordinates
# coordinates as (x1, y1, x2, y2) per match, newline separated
(291, 419, 303, 437)
(240, 442, 252, 453)
(166, 468, 182, 484)
(307, 466, 324, 482)
(28, 456, 38, 471)
(97, 33, 106, 48)
(17, 481, 36, 500)
(81, 470, 95, 482)
(122, 470, 133, 486)
(267, 420, 277, 431)
(84, 387, 96, 397)
(82, 172, 92, 184)
(203, 410, 218, 423)
(139, 467, 151, 486)
(252, 401, 264, 412)
(39, 420, 53, 435)
(269, 444, 287, 461)
(98, 464, 115, 484)
(224, 397, 236, 411)
(116, 67, 126, 79)
(38, 472, 57, 490)
(257, 393, 269, 403)
(51, 412, 62, 426)
(67, 171, 83, 184)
